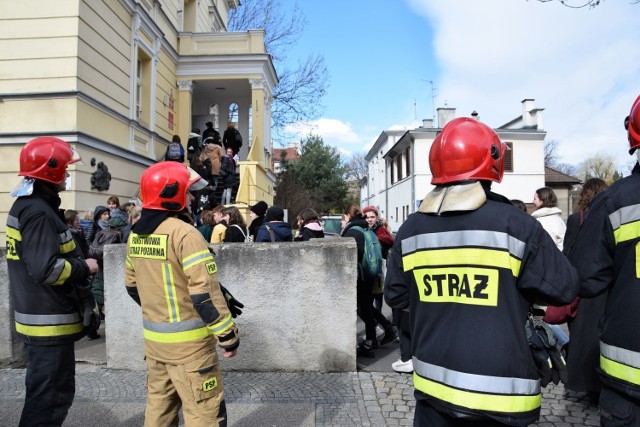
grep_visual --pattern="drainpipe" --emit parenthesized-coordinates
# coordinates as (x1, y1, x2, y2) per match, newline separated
(411, 135, 416, 214)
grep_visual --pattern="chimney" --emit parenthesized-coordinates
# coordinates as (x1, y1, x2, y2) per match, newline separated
(522, 99, 535, 128)
(422, 118, 434, 128)
(437, 107, 456, 128)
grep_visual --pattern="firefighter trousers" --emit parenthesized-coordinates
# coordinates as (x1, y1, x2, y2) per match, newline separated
(144, 351, 227, 427)
(20, 343, 75, 427)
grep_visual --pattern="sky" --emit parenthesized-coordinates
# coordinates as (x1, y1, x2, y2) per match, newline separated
(278, 0, 640, 172)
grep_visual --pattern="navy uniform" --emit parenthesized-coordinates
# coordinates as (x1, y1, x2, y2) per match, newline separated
(6, 137, 99, 426)
(385, 118, 579, 426)
(570, 95, 640, 426)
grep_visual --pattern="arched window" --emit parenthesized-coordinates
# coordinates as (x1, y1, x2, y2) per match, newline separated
(228, 102, 239, 124)
(209, 103, 219, 130)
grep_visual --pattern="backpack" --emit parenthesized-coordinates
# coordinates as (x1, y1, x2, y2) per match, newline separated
(166, 142, 182, 161)
(231, 224, 253, 243)
(88, 229, 122, 262)
(351, 226, 382, 278)
(234, 128, 242, 146)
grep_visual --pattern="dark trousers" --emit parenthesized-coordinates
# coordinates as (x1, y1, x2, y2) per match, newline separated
(599, 387, 640, 426)
(414, 400, 511, 427)
(21, 343, 76, 427)
(357, 279, 376, 341)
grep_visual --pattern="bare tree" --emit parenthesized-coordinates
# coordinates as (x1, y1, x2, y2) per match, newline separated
(576, 152, 621, 184)
(345, 152, 368, 182)
(544, 139, 561, 167)
(534, 0, 639, 8)
(228, 0, 329, 135)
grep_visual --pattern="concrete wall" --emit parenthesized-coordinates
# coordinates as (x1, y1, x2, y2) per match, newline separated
(105, 239, 358, 372)
(0, 249, 25, 367)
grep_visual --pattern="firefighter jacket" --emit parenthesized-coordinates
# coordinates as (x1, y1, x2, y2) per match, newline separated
(385, 182, 579, 426)
(6, 184, 91, 345)
(570, 163, 640, 401)
(125, 215, 238, 364)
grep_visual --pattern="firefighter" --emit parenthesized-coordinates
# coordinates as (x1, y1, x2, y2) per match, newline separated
(384, 118, 579, 426)
(570, 94, 640, 425)
(6, 136, 100, 426)
(125, 161, 240, 427)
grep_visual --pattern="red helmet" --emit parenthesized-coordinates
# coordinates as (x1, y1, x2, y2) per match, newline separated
(19, 136, 81, 184)
(627, 95, 640, 154)
(140, 162, 208, 211)
(429, 117, 507, 185)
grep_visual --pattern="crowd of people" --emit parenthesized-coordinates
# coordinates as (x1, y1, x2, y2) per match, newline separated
(8, 94, 640, 426)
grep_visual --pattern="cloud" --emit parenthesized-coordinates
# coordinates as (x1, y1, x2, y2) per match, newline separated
(406, 0, 640, 169)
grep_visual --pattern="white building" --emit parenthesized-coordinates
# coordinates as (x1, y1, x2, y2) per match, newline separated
(361, 99, 547, 232)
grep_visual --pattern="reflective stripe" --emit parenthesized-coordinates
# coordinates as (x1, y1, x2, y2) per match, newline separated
(162, 263, 180, 322)
(143, 318, 206, 333)
(182, 250, 214, 271)
(143, 326, 211, 343)
(59, 229, 76, 254)
(125, 256, 133, 269)
(209, 313, 234, 335)
(6, 225, 21, 241)
(47, 259, 71, 286)
(402, 231, 526, 259)
(15, 311, 81, 325)
(413, 359, 541, 413)
(610, 204, 640, 243)
(413, 374, 541, 413)
(7, 214, 20, 230)
(600, 341, 640, 386)
(403, 248, 522, 277)
(15, 321, 84, 337)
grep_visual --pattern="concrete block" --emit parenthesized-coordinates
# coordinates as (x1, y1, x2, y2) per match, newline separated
(0, 249, 25, 367)
(105, 238, 358, 372)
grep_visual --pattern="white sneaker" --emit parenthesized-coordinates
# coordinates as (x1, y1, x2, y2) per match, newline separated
(392, 358, 414, 373)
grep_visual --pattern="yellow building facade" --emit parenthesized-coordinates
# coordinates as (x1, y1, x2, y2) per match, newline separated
(0, 0, 277, 240)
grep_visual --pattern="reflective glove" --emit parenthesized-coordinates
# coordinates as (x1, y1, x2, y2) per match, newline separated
(220, 284, 244, 318)
(525, 316, 567, 387)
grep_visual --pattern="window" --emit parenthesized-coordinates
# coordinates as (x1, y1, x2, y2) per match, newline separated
(405, 147, 411, 176)
(135, 50, 151, 125)
(229, 102, 239, 124)
(504, 142, 514, 172)
(396, 155, 403, 181)
(389, 158, 395, 184)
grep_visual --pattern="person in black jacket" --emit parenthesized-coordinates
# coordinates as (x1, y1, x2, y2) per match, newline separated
(294, 208, 325, 241)
(385, 118, 579, 426)
(570, 95, 640, 425)
(221, 206, 249, 242)
(248, 200, 268, 241)
(6, 137, 100, 426)
(220, 147, 236, 205)
(341, 204, 378, 358)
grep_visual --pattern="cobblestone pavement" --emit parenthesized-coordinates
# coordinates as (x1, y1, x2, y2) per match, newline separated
(0, 364, 600, 426)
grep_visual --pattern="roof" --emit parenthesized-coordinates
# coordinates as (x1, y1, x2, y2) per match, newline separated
(544, 166, 581, 185)
(272, 147, 299, 162)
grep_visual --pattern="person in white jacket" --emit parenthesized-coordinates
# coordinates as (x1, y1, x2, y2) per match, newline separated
(532, 186, 566, 251)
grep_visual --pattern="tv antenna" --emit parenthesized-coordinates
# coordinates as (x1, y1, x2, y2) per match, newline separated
(421, 79, 437, 121)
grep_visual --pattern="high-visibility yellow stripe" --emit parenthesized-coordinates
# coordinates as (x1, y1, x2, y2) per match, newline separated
(601, 354, 640, 386)
(182, 250, 214, 271)
(125, 256, 133, 269)
(59, 239, 76, 254)
(15, 321, 84, 337)
(6, 226, 21, 241)
(403, 248, 521, 277)
(614, 220, 640, 244)
(209, 313, 234, 335)
(52, 261, 72, 285)
(143, 326, 211, 343)
(162, 263, 180, 322)
(413, 373, 541, 413)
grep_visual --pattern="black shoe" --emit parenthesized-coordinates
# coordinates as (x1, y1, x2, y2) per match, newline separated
(357, 342, 375, 358)
(379, 329, 397, 347)
(87, 332, 101, 340)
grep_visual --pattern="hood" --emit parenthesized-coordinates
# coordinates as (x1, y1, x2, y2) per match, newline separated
(341, 217, 368, 236)
(532, 207, 562, 218)
(267, 221, 292, 238)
